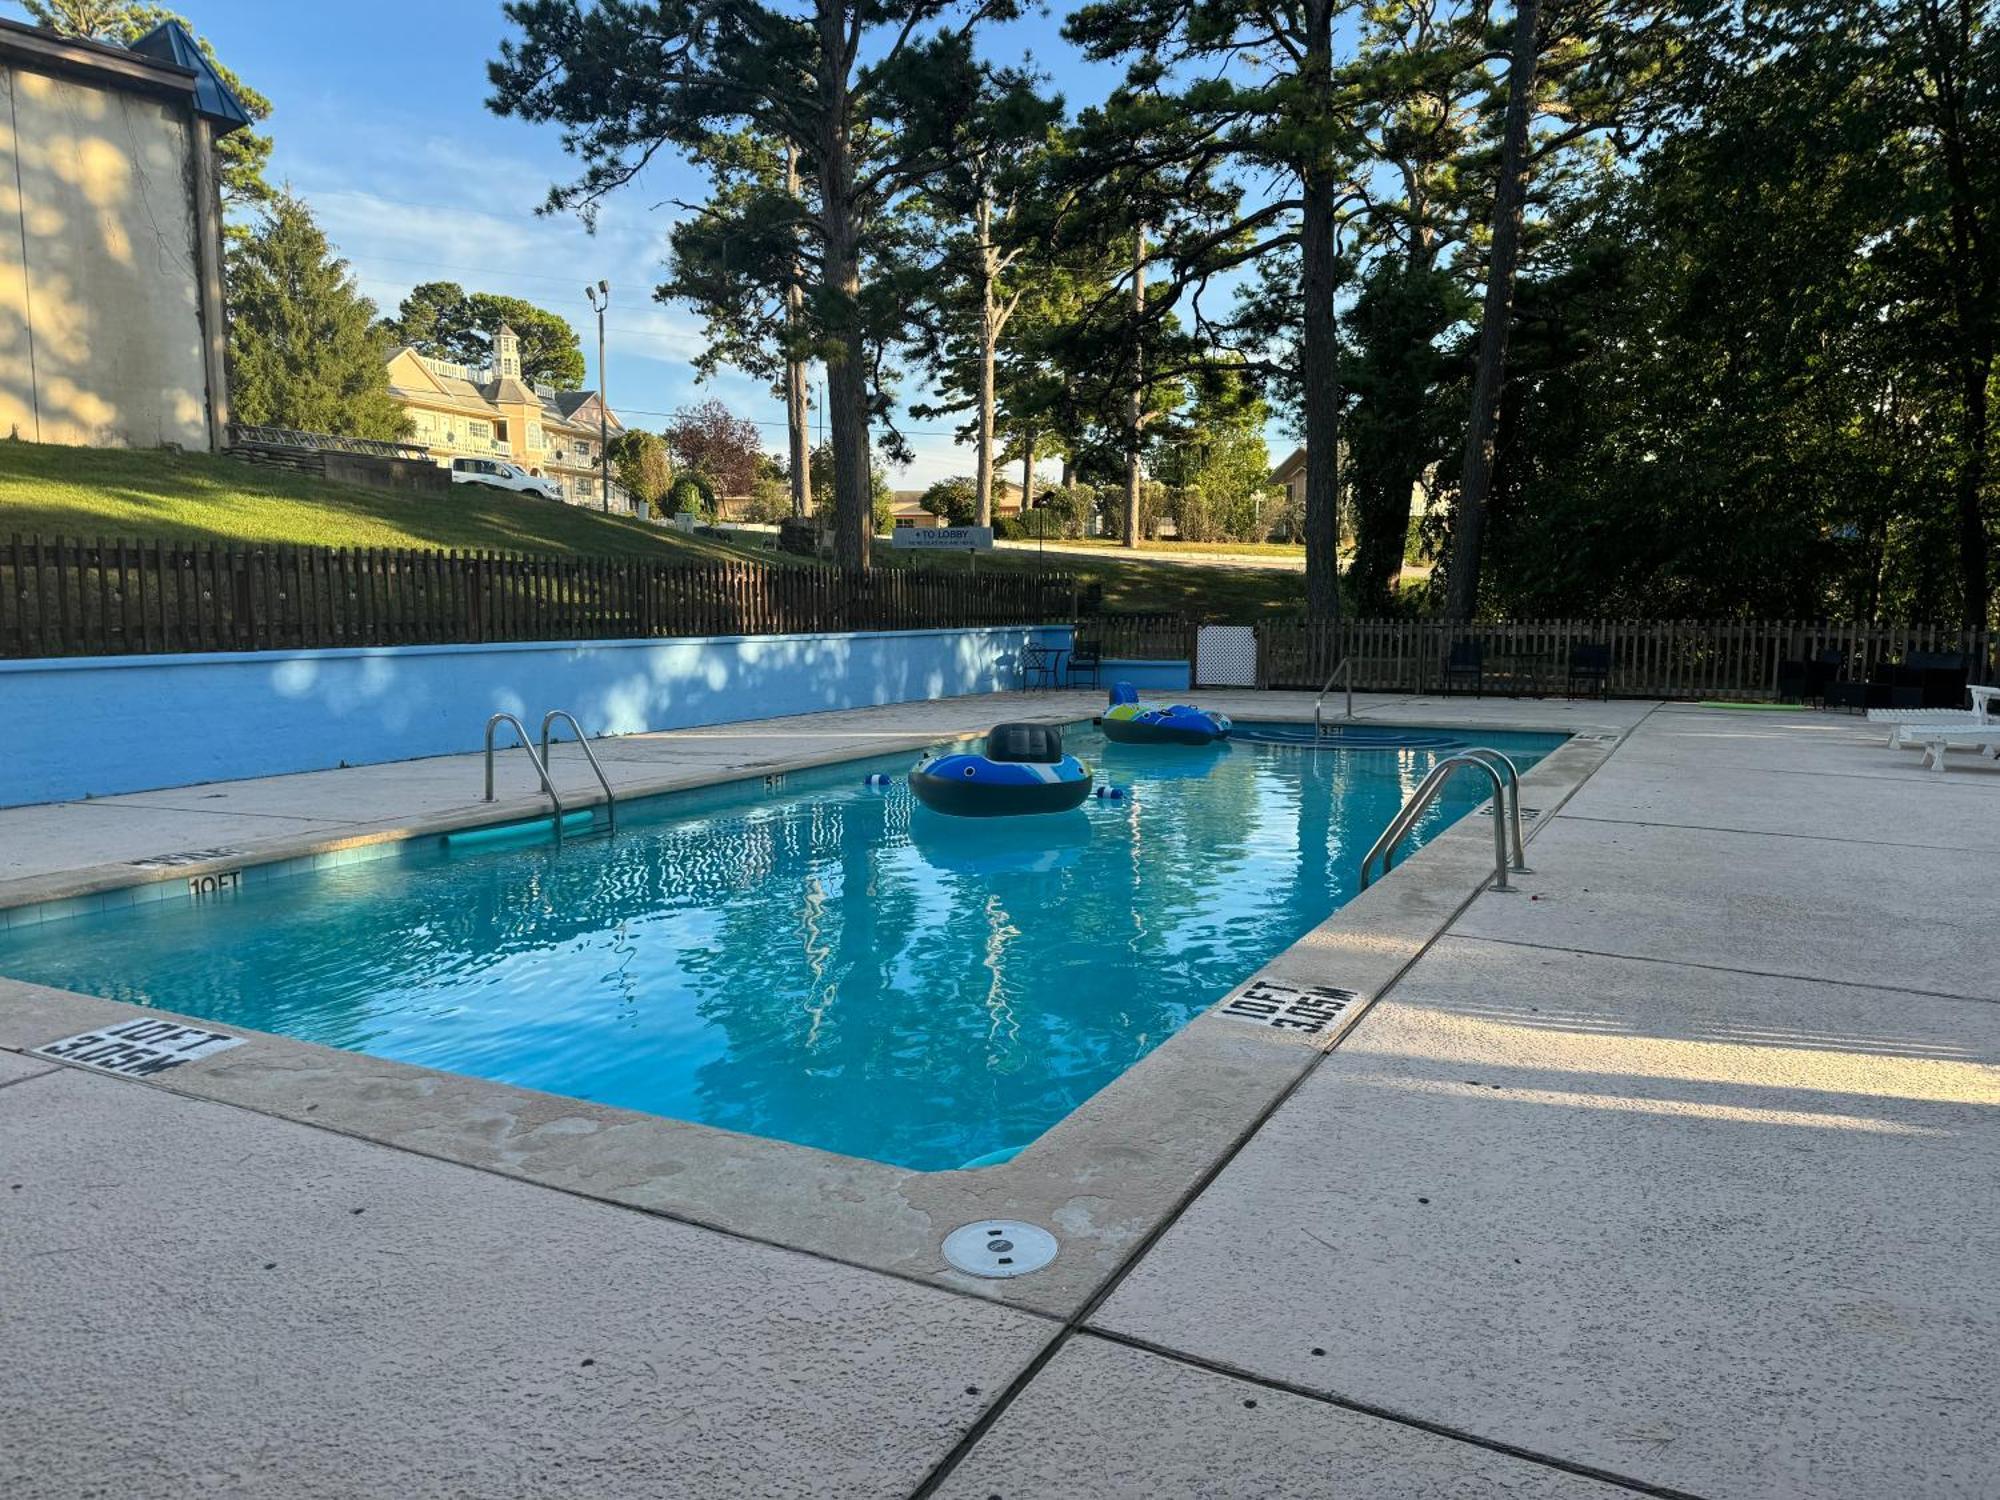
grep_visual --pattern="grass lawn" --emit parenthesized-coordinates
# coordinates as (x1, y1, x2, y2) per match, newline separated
(1008, 535, 1307, 560)
(0, 442, 1306, 622)
(0, 441, 750, 563)
(870, 544, 1303, 622)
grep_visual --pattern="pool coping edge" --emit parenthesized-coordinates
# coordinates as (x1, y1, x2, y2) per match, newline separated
(0, 705, 1623, 1319)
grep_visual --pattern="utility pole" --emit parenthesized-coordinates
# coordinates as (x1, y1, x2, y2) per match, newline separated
(585, 280, 611, 512)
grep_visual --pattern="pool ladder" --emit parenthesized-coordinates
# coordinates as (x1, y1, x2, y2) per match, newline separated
(1314, 658, 1353, 735)
(482, 710, 618, 836)
(1360, 749, 1528, 892)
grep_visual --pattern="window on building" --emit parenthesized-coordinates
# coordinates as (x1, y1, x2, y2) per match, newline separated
(527, 423, 543, 450)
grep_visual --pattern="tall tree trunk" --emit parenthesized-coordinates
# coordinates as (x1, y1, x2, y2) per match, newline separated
(1300, 0, 1343, 621)
(786, 355, 812, 520)
(1918, 0, 1994, 630)
(976, 331, 998, 529)
(1445, 0, 1541, 620)
(973, 190, 998, 531)
(1020, 429, 1035, 519)
(815, 4, 871, 569)
(824, 336, 872, 568)
(1124, 223, 1147, 548)
(784, 144, 812, 520)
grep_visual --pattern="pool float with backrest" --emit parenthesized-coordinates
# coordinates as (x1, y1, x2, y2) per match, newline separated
(1100, 682, 1232, 746)
(909, 723, 1093, 817)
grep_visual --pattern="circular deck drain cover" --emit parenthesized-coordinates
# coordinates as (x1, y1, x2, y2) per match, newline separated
(943, 1220, 1057, 1278)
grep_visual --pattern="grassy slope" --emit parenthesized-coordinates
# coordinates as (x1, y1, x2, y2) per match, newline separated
(871, 544, 1302, 622)
(0, 442, 749, 562)
(1009, 535, 1308, 560)
(0, 442, 1304, 621)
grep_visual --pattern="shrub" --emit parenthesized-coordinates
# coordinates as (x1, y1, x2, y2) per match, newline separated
(1035, 481, 1098, 540)
(919, 476, 979, 527)
(664, 472, 715, 520)
(741, 476, 792, 524)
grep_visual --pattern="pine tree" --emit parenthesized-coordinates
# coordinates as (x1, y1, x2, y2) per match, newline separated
(489, 0, 1026, 571)
(226, 192, 408, 441)
(380, 282, 587, 389)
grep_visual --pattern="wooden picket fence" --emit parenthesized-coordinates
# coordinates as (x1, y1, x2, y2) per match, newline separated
(1256, 618, 1997, 700)
(1089, 612, 1197, 662)
(0, 536, 1077, 658)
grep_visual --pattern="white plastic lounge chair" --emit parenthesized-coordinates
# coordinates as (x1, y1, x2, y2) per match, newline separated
(1904, 721, 2000, 773)
(1871, 683, 1998, 747)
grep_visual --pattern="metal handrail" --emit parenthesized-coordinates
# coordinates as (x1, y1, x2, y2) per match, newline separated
(541, 710, 616, 832)
(484, 712, 565, 824)
(1459, 747, 1529, 873)
(1314, 658, 1353, 735)
(1360, 753, 1513, 892)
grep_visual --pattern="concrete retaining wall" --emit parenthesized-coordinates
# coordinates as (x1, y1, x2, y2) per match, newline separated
(226, 443, 451, 494)
(2, 625, 1072, 808)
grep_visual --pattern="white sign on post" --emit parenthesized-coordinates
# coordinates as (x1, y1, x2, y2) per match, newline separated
(890, 526, 994, 552)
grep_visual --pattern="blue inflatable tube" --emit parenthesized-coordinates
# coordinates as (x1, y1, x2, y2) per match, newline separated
(909, 722, 1093, 817)
(1100, 682, 1232, 746)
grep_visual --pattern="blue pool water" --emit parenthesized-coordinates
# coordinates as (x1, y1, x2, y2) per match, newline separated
(0, 723, 1562, 1170)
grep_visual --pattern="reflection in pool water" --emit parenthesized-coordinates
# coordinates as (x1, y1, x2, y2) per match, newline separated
(0, 725, 1563, 1170)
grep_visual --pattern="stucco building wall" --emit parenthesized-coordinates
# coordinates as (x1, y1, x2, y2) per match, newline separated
(0, 63, 213, 450)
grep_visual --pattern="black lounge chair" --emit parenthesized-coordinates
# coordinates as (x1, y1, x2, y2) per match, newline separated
(1897, 651, 1970, 710)
(1442, 639, 1484, 696)
(1566, 642, 1611, 699)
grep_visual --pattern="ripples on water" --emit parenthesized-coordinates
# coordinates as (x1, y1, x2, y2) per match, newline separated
(0, 726, 1562, 1169)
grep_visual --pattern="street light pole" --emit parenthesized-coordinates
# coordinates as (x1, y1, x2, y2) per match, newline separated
(585, 280, 610, 512)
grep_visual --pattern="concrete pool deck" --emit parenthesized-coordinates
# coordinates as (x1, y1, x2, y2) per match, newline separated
(3, 693, 1995, 1498)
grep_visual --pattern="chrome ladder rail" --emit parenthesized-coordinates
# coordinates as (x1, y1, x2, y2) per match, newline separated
(483, 712, 566, 826)
(1314, 658, 1354, 736)
(540, 710, 616, 832)
(1360, 751, 1523, 892)
(1459, 746, 1529, 874)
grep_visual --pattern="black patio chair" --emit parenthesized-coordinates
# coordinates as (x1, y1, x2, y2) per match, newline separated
(1020, 641, 1063, 691)
(1442, 638, 1484, 696)
(1566, 642, 1612, 699)
(1065, 638, 1103, 688)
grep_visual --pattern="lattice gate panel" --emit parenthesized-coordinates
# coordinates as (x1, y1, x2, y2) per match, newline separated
(1195, 625, 1258, 687)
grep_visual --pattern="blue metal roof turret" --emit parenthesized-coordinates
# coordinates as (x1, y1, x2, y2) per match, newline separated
(127, 20, 253, 134)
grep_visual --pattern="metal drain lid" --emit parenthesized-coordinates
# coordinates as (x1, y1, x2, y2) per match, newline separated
(943, 1220, 1057, 1278)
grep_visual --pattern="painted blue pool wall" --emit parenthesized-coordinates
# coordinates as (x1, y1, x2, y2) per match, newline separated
(0, 625, 1075, 808)
(1100, 658, 1193, 692)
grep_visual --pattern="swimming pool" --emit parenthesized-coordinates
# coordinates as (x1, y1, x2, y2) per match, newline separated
(0, 723, 1563, 1171)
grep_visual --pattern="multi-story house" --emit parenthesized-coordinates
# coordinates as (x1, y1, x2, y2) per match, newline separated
(385, 324, 634, 511)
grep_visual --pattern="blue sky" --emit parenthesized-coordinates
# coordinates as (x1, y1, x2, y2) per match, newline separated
(21, 0, 1134, 486)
